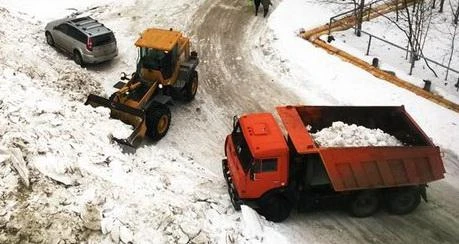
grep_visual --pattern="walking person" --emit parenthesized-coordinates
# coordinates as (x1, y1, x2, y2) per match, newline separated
(254, 0, 261, 16)
(261, 0, 272, 18)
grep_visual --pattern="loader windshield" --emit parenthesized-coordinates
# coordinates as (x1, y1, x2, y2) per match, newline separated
(138, 47, 173, 79)
(232, 123, 253, 172)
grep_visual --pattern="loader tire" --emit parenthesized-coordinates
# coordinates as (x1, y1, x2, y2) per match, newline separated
(387, 188, 420, 215)
(258, 194, 291, 222)
(349, 191, 380, 217)
(182, 70, 198, 102)
(146, 104, 171, 141)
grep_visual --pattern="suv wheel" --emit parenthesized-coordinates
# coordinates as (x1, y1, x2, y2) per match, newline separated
(45, 32, 54, 46)
(73, 51, 84, 66)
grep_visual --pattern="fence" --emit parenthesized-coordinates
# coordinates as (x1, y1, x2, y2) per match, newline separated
(327, 0, 459, 86)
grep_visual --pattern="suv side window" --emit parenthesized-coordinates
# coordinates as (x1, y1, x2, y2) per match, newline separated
(67, 26, 86, 43)
(55, 23, 70, 34)
(253, 159, 278, 173)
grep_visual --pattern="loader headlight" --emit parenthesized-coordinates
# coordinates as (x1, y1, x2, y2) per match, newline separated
(158, 84, 163, 89)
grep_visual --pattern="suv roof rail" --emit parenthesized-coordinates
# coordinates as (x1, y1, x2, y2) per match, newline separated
(82, 23, 104, 30)
(72, 17, 97, 26)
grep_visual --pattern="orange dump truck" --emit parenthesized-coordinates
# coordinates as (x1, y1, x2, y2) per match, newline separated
(222, 105, 445, 222)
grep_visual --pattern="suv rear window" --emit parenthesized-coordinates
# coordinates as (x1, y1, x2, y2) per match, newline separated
(92, 33, 115, 46)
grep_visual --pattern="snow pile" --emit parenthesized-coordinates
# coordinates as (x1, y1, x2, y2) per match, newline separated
(0, 67, 250, 243)
(240, 205, 289, 244)
(311, 121, 403, 147)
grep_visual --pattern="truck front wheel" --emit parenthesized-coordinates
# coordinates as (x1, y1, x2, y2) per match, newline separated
(387, 188, 420, 215)
(350, 191, 380, 217)
(258, 194, 291, 222)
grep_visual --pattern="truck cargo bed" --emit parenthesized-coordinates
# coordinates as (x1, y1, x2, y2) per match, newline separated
(277, 106, 445, 192)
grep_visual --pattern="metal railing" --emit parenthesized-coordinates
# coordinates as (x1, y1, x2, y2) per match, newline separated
(327, 0, 459, 83)
(327, 0, 389, 36)
(357, 28, 459, 81)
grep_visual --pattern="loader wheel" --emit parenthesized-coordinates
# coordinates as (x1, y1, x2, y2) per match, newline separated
(349, 191, 379, 217)
(45, 32, 54, 46)
(183, 71, 198, 102)
(146, 104, 171, 141)
(258, 194, 291, 222)
(387, 188, 420, 215)
(73, 50, 84, 66)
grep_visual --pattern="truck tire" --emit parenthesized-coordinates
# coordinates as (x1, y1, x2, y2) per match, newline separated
(259, 194, 292, 222)
(387, 188, 420, 215)
(146, 103, 171, 141)
(349, 191, 380, 217)
(182, 70, 198, 102)
(222, 160, 241, 211)
(228, 182, 241, 211)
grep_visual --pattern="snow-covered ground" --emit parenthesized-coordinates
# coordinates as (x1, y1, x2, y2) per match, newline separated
(326, 0, 459, 104)
(0, 0, 458, 243)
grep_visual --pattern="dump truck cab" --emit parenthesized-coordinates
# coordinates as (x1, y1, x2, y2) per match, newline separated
(223, 113, 289, 206)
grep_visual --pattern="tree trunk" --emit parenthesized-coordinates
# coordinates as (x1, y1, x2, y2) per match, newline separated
(356, 0, 365, 36)
(455, 3, 459, 24)
(445, 23, 457, 80)
(432, 0, 436, 8)
(439, 0, 445, 12)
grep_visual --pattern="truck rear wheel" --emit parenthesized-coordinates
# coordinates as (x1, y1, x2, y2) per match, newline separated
(349, 191, 380, 217)
(259, 194, 291, 222)
(146, 104, 171, 141)
(387, 188, 420, 215)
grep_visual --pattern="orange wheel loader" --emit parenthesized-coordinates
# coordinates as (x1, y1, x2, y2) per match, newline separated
(85, 28, 199, 148)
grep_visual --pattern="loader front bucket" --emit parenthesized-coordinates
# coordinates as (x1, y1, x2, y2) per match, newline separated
(85, 94, 147, 148)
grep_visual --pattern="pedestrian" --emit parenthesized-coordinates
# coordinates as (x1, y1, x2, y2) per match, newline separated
(261, 0, 272, 18)
(254, 0, 261, 16)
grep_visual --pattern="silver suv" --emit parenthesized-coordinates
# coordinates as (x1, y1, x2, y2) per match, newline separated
(45, 16, 118, 65)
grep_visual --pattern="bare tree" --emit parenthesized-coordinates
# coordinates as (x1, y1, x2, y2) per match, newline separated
(381, 0, 438, 76)
(453, 0, 459, 24)
(445, 23, 457, 80)
(445, 0, 459, 80)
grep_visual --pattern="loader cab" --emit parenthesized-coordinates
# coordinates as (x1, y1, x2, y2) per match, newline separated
(138, 46, 176, 79)
(227, 113, 290, 199)
(135, 28, 182, 81)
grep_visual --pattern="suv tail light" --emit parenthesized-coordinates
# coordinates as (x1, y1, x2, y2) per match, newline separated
(86, 37, 93, 51)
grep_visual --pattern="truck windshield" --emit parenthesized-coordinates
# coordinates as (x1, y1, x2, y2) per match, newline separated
(232, 123, 253, 172)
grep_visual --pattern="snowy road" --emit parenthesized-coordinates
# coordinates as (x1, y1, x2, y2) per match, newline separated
(180, 0, 459, 243)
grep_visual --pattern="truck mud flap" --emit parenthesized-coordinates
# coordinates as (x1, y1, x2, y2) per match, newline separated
(85, 94, 147, 148)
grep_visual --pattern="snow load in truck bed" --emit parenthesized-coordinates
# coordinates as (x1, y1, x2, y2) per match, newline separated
(311, 121, 403, 147)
